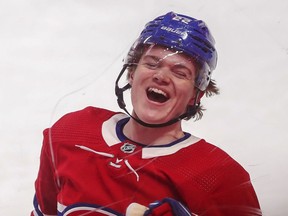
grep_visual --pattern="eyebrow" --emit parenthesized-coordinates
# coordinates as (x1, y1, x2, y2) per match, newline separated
(142, 54, 193, 71)
(142, 55, 161, 62)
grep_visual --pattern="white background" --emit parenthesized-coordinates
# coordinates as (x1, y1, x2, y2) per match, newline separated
(0, 0, 287, 215)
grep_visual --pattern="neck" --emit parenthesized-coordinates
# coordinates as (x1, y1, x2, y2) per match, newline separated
(123, 117, 185, 146)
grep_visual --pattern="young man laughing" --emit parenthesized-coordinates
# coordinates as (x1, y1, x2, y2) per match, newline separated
(31, 12, 262, 216)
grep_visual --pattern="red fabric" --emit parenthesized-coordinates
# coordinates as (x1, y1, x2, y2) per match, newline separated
(32, 106, 261, 216)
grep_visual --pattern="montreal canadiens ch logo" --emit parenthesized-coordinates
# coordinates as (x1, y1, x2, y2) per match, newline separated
(120, 143, 136, 153)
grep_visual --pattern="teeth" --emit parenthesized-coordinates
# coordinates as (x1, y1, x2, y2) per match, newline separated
(148, 87, 167, 97)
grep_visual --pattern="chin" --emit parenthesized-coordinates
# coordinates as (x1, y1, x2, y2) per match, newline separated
(137, 112, 170, 124)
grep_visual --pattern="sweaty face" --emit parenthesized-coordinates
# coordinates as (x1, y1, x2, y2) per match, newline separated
(129, 45, 197, 125)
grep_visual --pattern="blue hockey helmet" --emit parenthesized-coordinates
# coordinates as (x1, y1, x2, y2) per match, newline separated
(128, 11, 217, 91)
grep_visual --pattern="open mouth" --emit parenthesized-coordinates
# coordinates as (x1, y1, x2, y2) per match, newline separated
(147, 87, 169, 103)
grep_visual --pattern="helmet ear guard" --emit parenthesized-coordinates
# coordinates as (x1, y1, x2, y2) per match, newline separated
(195, 62, 212, 91)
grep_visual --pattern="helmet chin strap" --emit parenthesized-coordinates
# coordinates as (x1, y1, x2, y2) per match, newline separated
(115, 64, 200, 128)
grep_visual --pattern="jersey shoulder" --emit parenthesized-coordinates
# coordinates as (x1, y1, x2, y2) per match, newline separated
(41, 106, 125, 155)
(156, 139, 250, 193)
(53, 106, 117, 127)
(186, 140, 249, 178)
(44, 106, 118, 138)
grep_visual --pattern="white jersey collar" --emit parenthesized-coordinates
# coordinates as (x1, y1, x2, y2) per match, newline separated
(102, 113, 201, 158)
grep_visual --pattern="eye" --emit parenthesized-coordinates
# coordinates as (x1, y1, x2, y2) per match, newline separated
(142, 60, 159, 69)
(172, 69, 192, 80)
(173, 71, 187, 78)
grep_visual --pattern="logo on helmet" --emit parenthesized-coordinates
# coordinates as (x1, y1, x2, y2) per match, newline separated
(172, 15, 192, 24)
(160, 26, 188, 39)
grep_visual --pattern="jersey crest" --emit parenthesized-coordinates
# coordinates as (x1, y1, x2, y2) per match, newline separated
(120, 143, 136, 153)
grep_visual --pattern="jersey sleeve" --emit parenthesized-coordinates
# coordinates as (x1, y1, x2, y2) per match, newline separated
(167, 141, 262, 216)
(183, 156, 262, 216)
(31, 128, 59, 216)
(204, 171, 261, 215)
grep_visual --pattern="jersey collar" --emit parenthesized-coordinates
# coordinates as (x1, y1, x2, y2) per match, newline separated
(102, 113, 201, 158)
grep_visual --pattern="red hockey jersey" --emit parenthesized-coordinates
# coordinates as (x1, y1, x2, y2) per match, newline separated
(31, 106, 261, 216)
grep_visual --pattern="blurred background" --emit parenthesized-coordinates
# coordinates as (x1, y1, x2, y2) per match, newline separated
(0, 0, 287, 215)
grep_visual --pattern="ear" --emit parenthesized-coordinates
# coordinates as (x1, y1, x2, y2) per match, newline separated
(188, 90, 204, 106)
(128, 70, 135, 85)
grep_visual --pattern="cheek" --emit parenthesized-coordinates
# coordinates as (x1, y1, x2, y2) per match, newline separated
(177, 80, 194, 94)
(129, 68, 141, 84)
(130, 75, 143, 99)
(130, 68, 151, 86)
(178, 84, 196, 103)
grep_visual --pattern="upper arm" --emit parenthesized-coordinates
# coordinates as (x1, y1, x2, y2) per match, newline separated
(33, 129, 59, 215)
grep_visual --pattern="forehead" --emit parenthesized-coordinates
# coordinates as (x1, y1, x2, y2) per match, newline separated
(141, 45, 196, 65)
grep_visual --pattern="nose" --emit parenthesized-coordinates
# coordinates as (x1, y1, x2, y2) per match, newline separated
(152, 67, 171, 84)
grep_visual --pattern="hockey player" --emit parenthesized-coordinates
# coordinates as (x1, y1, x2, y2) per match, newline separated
(31, 12, 262, 216)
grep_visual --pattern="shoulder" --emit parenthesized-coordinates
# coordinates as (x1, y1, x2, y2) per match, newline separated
(43, 106, 121, 141)
(157, 139, 250, 190)
(188, 140, 249, 177)
(186, 140, 251, 191)
(52, 106, 118, 128)
(56, 106, 117, 123)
